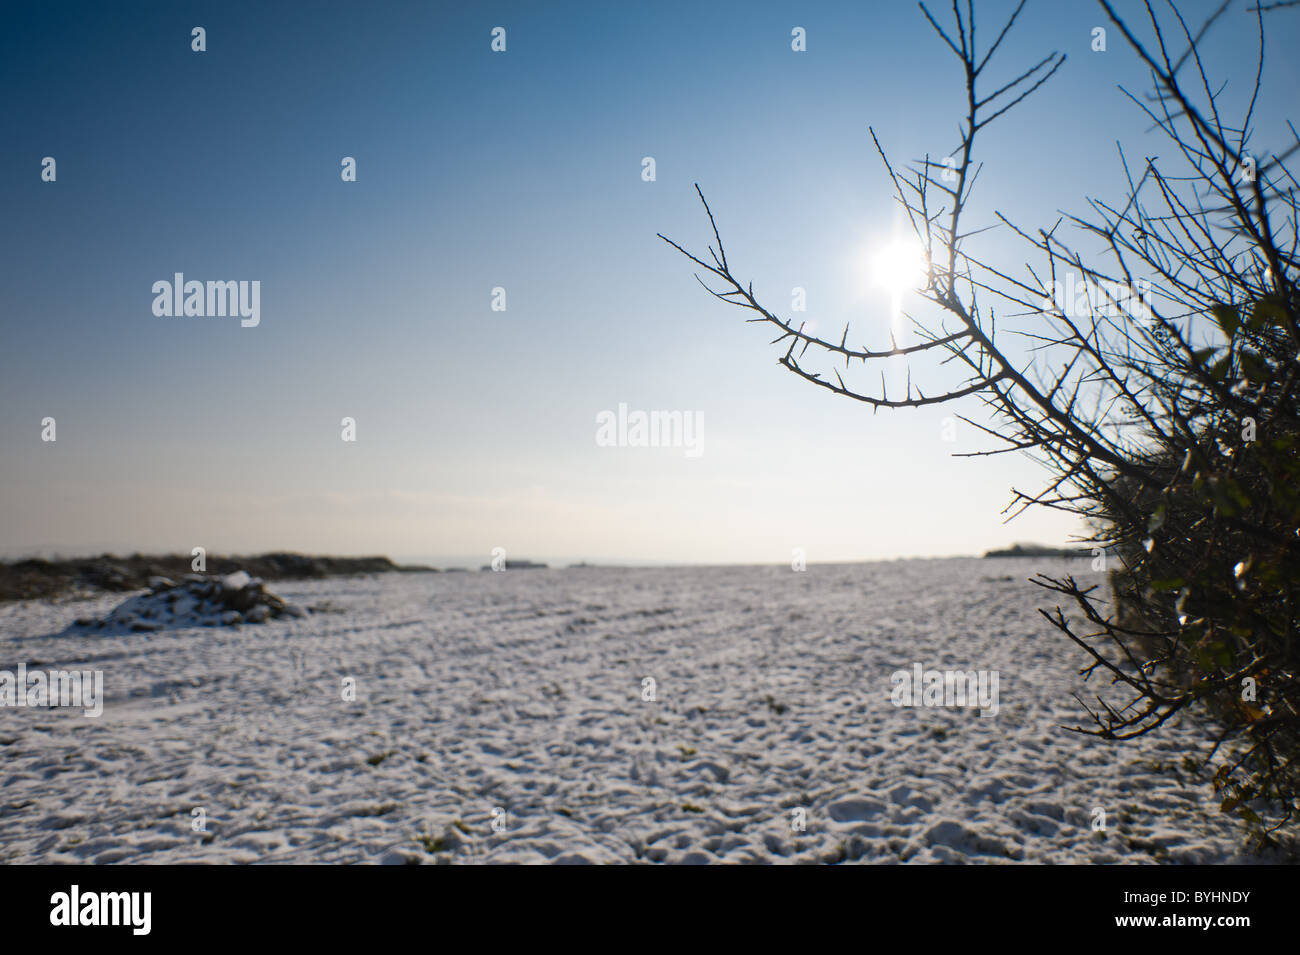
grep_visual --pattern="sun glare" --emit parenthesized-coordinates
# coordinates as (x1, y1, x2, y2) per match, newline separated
(870, 237, 928, 299)
(869, 236, 928, 339)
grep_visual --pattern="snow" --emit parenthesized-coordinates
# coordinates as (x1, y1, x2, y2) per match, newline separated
(0, 559, 1265, 864)
(220, 571, 253, 591)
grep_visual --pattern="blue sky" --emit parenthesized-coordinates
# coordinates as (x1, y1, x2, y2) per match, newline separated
(1, 0, 1295, 566)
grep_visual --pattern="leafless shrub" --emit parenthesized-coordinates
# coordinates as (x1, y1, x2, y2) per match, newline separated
(663, 0, 1300, 845)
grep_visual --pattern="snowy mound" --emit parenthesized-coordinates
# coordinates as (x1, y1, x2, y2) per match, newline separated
(75, 572, 307, 632)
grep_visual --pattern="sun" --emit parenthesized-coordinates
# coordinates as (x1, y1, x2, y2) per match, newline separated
(868, 236, 929, 338)
(870, 236, 928, 299)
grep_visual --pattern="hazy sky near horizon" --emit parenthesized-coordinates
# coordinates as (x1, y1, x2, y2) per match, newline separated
(2, 1, 1296, 565)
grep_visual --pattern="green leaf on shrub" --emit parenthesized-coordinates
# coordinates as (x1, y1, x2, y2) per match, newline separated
(1148, 502, 1167, 531)
(1224, 478, 1252, 509)
(1240, 350, 1268, 383)
(1151, 577, 1185, 591)
(1249, 296, 1290, 331)
(1211, 303, 1240, 338)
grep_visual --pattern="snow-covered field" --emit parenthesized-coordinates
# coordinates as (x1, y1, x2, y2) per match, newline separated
(0, 559, 1261, 864)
